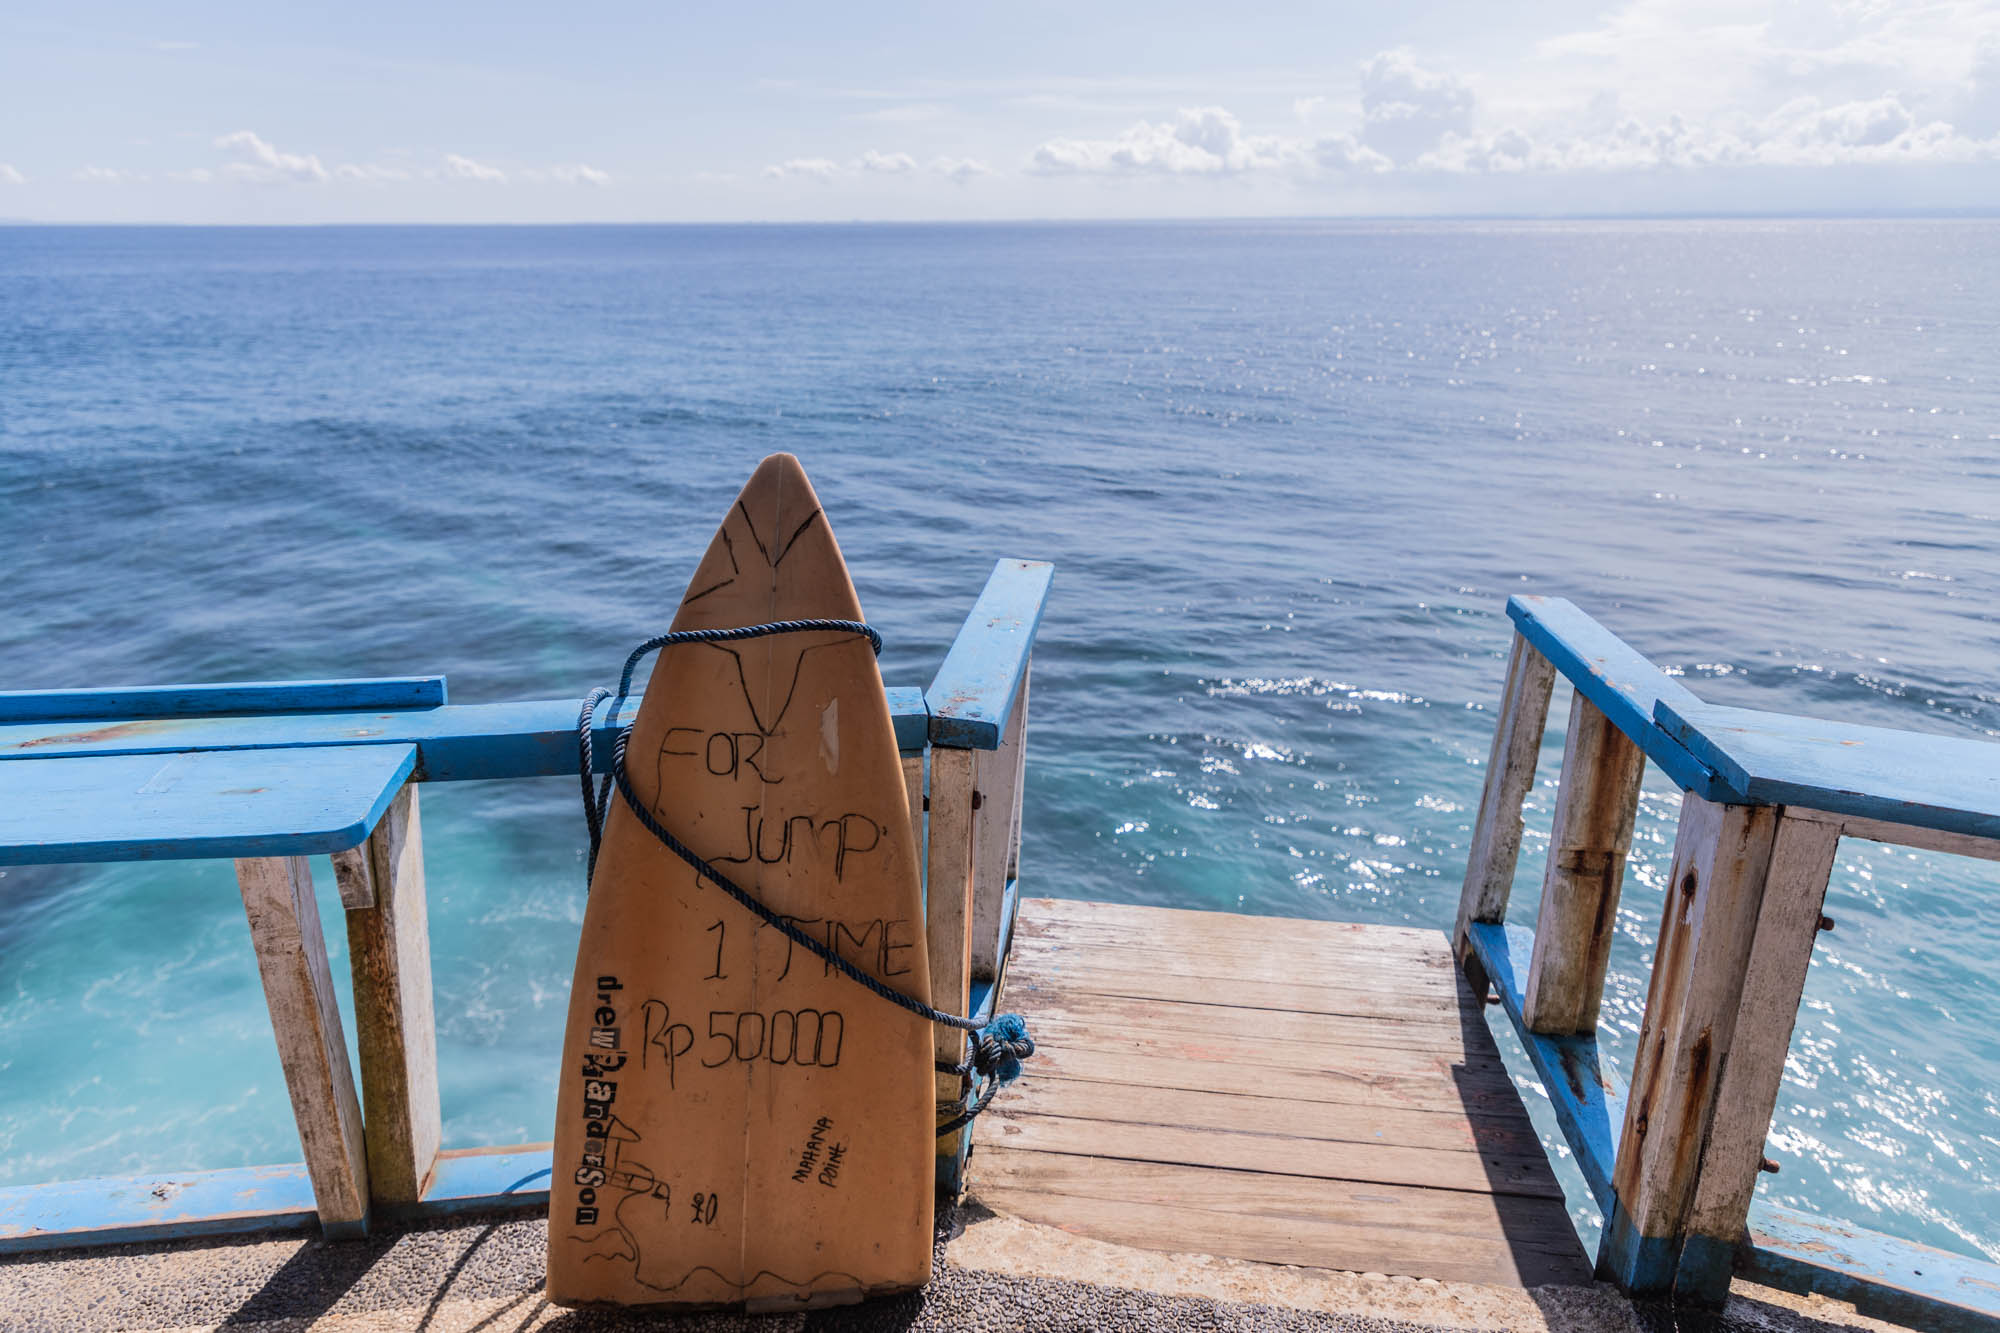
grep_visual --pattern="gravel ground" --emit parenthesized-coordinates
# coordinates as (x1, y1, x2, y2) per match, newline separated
(0, 1204, 1897, 1333)
(0, 1209, 1455, 1333)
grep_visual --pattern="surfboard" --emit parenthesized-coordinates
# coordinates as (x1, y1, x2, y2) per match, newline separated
(546, 454, 935, 1311)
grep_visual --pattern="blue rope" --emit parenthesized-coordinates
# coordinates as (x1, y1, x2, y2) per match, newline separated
(576, 619, 1033, 1136)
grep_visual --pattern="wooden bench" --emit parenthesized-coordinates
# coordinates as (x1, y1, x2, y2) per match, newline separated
(1457, 595, 2000, 1331)
(0, 558, 1051, 1250)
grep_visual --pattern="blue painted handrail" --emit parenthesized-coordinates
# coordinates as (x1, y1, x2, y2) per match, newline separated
(0, 745, 418, 866)
(1505, 596, 1728, 799)
(1, 694, 930, 780)
(1657, 699, 2000, 843)
(925, 559, 1054, 750)
(0, 677, 448, 723)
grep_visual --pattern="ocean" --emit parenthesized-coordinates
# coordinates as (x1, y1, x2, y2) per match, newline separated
(1, 218, 1996, 1262)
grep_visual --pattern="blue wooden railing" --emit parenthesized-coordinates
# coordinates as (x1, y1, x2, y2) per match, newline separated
(0, 558, 1053, 1251)
(1458, 595, 2000, 1332)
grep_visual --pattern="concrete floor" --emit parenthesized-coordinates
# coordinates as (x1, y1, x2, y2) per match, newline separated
(0, 1196, 1905, 1333)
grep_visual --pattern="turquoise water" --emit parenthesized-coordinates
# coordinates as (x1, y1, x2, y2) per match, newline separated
(2, 219, 1997, 1263)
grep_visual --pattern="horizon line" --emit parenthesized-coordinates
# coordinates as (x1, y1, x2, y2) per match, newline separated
(4, 207, 2000, 229)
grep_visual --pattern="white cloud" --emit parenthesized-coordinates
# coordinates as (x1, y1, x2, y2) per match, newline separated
(1360, 49, 1475, 162)
(932, 156, 991, 182)
(0, 163, 24, 185)
(762, 157, 841, 181)
(75, 166, 144, 183)
(443, 153, 506, 183)
(858, 149, 917, 174)
(1031, 106, 1298, 174)
(520, 163, 610, 185)
(215, 130, 329, 184)
(333, 162, 413, 183)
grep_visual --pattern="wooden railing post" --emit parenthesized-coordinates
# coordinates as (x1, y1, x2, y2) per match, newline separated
(1673, 811, 1841, 1304)
(970, 666, 1030, 982)
(1455, 631, 1557, 993)
(925, 745, 978, 1178)
(1523, 694, 1646, 1035)
(235, 855, 370, 1237)
(1598, 793, 1779, 1298)
(334, 783, 441, 1206)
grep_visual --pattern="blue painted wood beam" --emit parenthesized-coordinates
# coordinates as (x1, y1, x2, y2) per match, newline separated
(1657, 699, 2000, 843)
(1464, 920, 1625, 1211)
(0, 677, 447, 723)
(926, 560, 1054, 750)
(1505, 596, 1727, 799)
(0, 1147, 555, 1253)
(0, 1163, 322, 1251)
(0, 744, 417, 866)
(1743, 1204, 2000, 1333)
(1, 693, 933, 780)
(883, 687, 930, 753)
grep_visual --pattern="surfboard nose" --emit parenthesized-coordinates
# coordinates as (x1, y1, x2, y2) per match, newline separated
(672, 453, 859, 630)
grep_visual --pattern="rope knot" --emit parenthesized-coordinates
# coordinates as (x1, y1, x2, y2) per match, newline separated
(971, 1013, 1035, 1087)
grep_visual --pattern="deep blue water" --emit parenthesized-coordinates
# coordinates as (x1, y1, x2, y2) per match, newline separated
(2, 220, 1997, 1263)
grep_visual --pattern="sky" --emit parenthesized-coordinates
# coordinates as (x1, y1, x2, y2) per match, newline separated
(4, 0, 1999, 223)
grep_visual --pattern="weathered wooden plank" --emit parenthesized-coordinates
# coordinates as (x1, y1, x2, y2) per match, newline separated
(1024, 896, 1451, 953)
(1014, 915, 1457, 967)
(1505, 595, 1724, 798)
(1524, 693, 1646, 1034)
(973, 1180, 1584, 1288)
(0, 692, 934, 779)
(0, 676, 447, 723)
(1016, 1012, 1517, 1087)
(1010, 937, 1459, 994)
(1009, 991, 1474, 1055)
(1011, 961, 1463, 1020)
(925, 559, 1053, 750)
(1658, 698, 2000, 843)
(1466, 921, 1628, 1212)
(0, 744, 417, 866)
(900, 749, 925, 843)
(341, 783, 442, 1207)
(1025, 1039, 1528, 1117)
(1455, 631, 1556, 979)
(1675, 812, 1840, 1305)
(927, 745, 979, 1163)
(981, 1109, 1564, 1198)
(971, 1150, 1592, 1286)
(1787, 807, 2000, 863)
(992, 1075, 1547, 1158)
(235, 855, 370, 1236)
(970, 671, 1028, 981)
(1599, 794, 1779, 1298)
(1745, 1203, 2000, 1333)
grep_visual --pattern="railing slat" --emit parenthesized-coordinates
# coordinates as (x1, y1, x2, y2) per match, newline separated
(342, 783, 443, 1207)
(1674, 811, 1840, 1304)
(1454, 631, 1556, 987)
(970, 668, 1029, 982)
(234, 855, 370, 1237)
(1523, 694, 1646, 1035)
(925, 746, 978, 1178)
(1598, 793, 1779, 1297)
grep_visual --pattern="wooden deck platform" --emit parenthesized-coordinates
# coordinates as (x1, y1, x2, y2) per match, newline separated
(967, 898, 1594, 1289)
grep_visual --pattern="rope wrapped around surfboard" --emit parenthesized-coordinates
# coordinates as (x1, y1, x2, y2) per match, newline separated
(575, 620, 1035, 1136)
